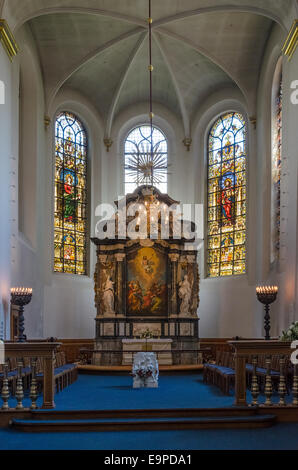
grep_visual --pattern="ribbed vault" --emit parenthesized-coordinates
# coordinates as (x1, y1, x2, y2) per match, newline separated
(5, 0, 293, 138)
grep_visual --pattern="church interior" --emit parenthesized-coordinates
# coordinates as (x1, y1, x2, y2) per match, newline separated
(0, 0, 298, 452)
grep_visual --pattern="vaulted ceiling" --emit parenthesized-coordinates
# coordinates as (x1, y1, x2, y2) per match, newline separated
(5, 0, 295, 137)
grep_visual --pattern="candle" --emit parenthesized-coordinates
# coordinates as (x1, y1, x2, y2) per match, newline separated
(11, 287, 33, 296)
(256, 285, 278, 295)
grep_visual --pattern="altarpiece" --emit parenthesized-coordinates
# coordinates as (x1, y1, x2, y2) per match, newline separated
(91, 186, 200, 365)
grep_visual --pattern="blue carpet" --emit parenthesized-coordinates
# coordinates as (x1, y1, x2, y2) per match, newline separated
(1, 373, 298, 450)
(1, 373, 234, 410)
(53, 373, 235, 410)
(1, 423, 298, 450)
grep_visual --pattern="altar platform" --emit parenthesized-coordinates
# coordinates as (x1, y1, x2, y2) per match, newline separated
(81, 347, 205, 368)
(78, 364, 204, 373)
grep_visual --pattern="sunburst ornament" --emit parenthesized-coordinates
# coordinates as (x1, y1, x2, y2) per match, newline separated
(125, 140, 168, 186)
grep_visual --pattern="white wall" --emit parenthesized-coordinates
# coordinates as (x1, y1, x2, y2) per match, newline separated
(277, 48, 298, 331)
(10, 25, 46, 338)
(190, 86, 259, 338)
(0, 46, 13, 339)
(42, 89, 102, 338)
(255, 23, 298, 337)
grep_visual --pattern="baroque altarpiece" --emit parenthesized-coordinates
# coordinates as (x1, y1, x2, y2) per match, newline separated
(91, 186, 200, 365)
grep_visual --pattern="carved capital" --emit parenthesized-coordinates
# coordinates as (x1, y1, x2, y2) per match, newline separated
(169, 253, 179, 262)
(183, 137, 192, 151)
(44, 115, 51, 129)
(104, 137, 113, 152)
(249, 116, 257, 130)
(115, 253, 126, 262)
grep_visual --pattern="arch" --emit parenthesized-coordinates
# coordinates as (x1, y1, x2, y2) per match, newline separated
(105, 32, 147, 139)
(154, 32, 190, 137)
(47, 27, 144, 114)
(114, 103, 179, 198)
(53, 112, 88, 275)
(13, 7, 147, 33)
(156, 28, 249, 109)
(123, 124, 168, 195)
(153, 5, 287, 31)
(206, 111, 247, 277)
(11, 4, 287, 35)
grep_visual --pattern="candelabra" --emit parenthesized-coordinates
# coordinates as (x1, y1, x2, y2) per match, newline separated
(10, 288, 33, 343)
(256, 286, 278, 340)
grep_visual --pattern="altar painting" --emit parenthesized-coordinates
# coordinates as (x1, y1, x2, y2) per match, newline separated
(127, 247, 167, 315)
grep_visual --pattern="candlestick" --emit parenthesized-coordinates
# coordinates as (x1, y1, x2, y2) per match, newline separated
(256, 285, 278, 340)
(10, 287, 33, 342)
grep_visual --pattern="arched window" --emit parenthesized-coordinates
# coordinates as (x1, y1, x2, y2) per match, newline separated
(124, 125, 168, 195)
(207, 112, 247, 277)
(54, 112, 88, 275)
(271, 62, 282, 263)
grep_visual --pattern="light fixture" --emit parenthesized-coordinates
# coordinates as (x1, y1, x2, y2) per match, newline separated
(10, 288, 33, 342)
(124, 0, 168, 189)
(256, 286, 278, 340)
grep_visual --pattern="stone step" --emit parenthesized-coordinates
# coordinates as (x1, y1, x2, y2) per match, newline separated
(10, 412, 276, 432)
(29, 406, 261, 421)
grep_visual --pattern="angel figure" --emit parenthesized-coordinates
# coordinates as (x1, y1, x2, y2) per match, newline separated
(103, 276, 115, 315)
(178, 274, 192, 316)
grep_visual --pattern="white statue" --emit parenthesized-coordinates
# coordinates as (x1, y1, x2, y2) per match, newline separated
(103, 276, 115, 315)
(132, 352, 159, 388)
(178, 274, 192, 316)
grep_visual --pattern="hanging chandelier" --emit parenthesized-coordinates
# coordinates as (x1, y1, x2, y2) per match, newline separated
(124, 0, 168, 189)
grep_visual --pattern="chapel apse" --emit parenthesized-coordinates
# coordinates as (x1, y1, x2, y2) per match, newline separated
(127, 247, 167, 316)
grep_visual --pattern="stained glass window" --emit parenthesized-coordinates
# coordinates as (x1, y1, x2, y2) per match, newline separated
(54, 112, 88, 275)
(207, 112, 247, 277)
(124, 125, 168, 195)
(271, 75, 282, 262)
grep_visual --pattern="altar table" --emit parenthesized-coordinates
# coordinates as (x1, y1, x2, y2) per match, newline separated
(122, 338, 173, 365)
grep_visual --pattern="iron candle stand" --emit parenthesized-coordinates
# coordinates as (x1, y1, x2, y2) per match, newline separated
(256, 286, 278, 340)
(10, 288, 33, 343)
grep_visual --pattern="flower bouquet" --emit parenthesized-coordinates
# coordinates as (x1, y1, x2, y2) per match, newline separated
(133, 366, 153, 379)
(280, 321, 298, 341)
(140, 329, 154, 339)
(132, 352, 159, 388)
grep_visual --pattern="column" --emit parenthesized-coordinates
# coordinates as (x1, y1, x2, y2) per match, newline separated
(169, 253, 179, 316)
(115, 253, 126, 316)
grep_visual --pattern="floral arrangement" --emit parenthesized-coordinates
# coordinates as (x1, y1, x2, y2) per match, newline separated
(280, 321, 298, 341)
(140, 328, 154, 339)
(134, 367, 153, 379)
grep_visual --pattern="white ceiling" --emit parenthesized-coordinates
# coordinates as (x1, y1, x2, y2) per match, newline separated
(6, 0, 295, 136)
